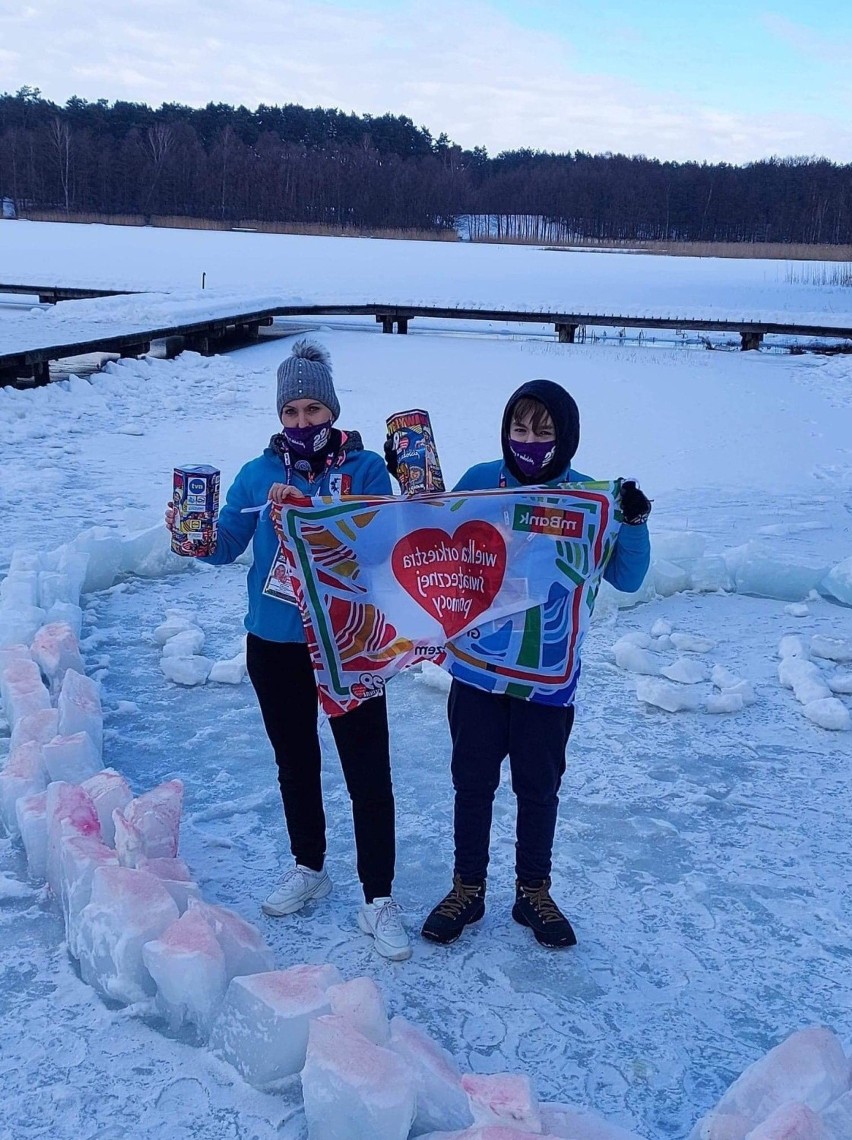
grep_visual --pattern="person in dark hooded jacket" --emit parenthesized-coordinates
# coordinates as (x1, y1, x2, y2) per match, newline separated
(420, 379, 651, 949)
(165, 341, 411, 961)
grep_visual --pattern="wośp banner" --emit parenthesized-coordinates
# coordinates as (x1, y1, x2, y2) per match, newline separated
(272, 484, 622, 715)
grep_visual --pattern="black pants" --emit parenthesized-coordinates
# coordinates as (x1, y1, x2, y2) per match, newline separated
(448, 680, 575, 884)
(246, 634, 395, 902)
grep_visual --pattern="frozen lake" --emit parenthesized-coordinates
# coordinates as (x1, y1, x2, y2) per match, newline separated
(2, 223, 852, 1139)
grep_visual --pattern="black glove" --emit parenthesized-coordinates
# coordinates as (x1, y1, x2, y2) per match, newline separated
(383, 437, 399, 479)
(619, 479, 652, 525)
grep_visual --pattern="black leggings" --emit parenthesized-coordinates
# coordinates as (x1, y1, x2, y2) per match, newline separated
(246, 634, 395, 902)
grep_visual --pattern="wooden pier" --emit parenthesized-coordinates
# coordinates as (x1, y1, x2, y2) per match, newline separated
(3, 291, 852, 388)
(0, 283, 133, 304)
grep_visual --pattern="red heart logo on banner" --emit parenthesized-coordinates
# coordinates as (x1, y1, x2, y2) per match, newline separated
(391, 521, 507, 637)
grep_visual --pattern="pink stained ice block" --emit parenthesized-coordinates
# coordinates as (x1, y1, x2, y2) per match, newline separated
(76, 865, 180, 1004)
(59, 834, 118, 958)
(389, 1015, 472, 1135)
(0, 645, 32, 670)
(112, 810, 144, 867)
(743, 1102, 827, 1139)
(142, 908, 228, 1035)
(81, 769, 132, 847)
(1, 656, 44, 703)
(31, 622, 85, 691)
(9, 707, 59, 753)
(822, 1090, 852, 1136)
(139, 855, 193, 882)
(540, 1101, 645, 1139)
(46, 602, 83, 640)
(690, 1027, 849, 1140)
(301, 1014, 417, 1139)
(424, 1129, 546, 1139)
(0, 659, 51, 724)
(210, 965, 342, 1085)
(461, 1073, 542, 1134)
(136, 856, 200, 913)
(57, 669, 103, 756)
(45, 781, 101, 897)
(113, 779, 183, 865)
(327, 977, 389, 1045)
(186, 898, 275, 981)
(16, 790, 48, 881)
(43, 732, 102, 785)
(0, 740, 47, 836)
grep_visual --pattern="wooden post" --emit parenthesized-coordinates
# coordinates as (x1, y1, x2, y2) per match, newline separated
(379, 316, 394, 334)
(183, 334, 210, 354)
(119, 342, 151, 360)
(396, 316, 409, 335)
(162, 336, 183, 359)
(555, 323, 578, 343)
(740, 330, 764, 351)
(31, 361, 50, 386)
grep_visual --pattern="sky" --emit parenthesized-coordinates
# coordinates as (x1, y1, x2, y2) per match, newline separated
(1, 0, 852, 163)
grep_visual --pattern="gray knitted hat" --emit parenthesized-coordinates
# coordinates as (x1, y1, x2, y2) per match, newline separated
(276, 341, 339, 422)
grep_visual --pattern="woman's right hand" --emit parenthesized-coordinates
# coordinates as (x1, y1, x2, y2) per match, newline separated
(269, 483, 311, 506)
(165, 501, 176, 532)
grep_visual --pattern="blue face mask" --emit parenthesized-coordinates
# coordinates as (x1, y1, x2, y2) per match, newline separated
(283, 422, 331, 455)
(508, 437, 556, 477)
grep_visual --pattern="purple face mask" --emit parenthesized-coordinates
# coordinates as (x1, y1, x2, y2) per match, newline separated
(508, 438, 556, 478)
(283, 422, 331, 455)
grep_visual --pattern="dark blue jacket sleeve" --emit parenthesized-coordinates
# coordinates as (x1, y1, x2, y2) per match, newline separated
(604, 523, 651, 592)
(200, 463, 259, 566)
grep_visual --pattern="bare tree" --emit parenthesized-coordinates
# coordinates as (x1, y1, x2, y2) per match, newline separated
(143, 122, 174, 211)
(49, 115, 72, 212)
(219, 123, 233, 219)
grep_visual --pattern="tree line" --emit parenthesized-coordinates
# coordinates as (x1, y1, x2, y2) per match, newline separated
(2, 87, 851, 243)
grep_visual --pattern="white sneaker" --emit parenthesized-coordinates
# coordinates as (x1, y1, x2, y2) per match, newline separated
(262, 865, 332, 916)
(357, 896, 412, 961)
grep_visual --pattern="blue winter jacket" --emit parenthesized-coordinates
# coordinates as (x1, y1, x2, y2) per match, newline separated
(454, 459, 651, 592)
(201, 436, 391, 643)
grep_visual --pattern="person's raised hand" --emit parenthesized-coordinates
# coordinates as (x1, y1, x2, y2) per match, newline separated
(164, 501, 176, 532)
(269, 483, 311, 506)
(383, 437, 399, 480)
(619, 479, 652, 525)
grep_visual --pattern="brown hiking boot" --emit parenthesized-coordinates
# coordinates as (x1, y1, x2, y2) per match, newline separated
(421, 874, 486, 944)
(512, 877, 577, 948)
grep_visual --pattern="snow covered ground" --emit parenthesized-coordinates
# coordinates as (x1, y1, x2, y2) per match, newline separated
(2, 224, 852, 1139)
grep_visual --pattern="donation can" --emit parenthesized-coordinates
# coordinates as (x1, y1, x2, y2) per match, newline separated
(171, 465, 220, 557)
(386, 409, 445, 496)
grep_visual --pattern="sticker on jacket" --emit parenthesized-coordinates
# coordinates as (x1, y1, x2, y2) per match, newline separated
(263, 547, 298, 604)
(327, 473, 352, 498)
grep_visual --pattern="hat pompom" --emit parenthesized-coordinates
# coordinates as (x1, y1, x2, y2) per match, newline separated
(290, 340, 331, 366)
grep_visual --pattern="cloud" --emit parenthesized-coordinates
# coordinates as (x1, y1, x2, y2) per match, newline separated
(2, 0, 852, 162)
(759, 11, 852, 62)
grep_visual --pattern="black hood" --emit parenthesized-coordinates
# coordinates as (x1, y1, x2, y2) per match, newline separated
(501, 380, 580, 485)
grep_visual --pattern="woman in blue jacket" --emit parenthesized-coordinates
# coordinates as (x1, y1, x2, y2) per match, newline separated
(419, 379, 651, 951)
(167, 342, 410, 961)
